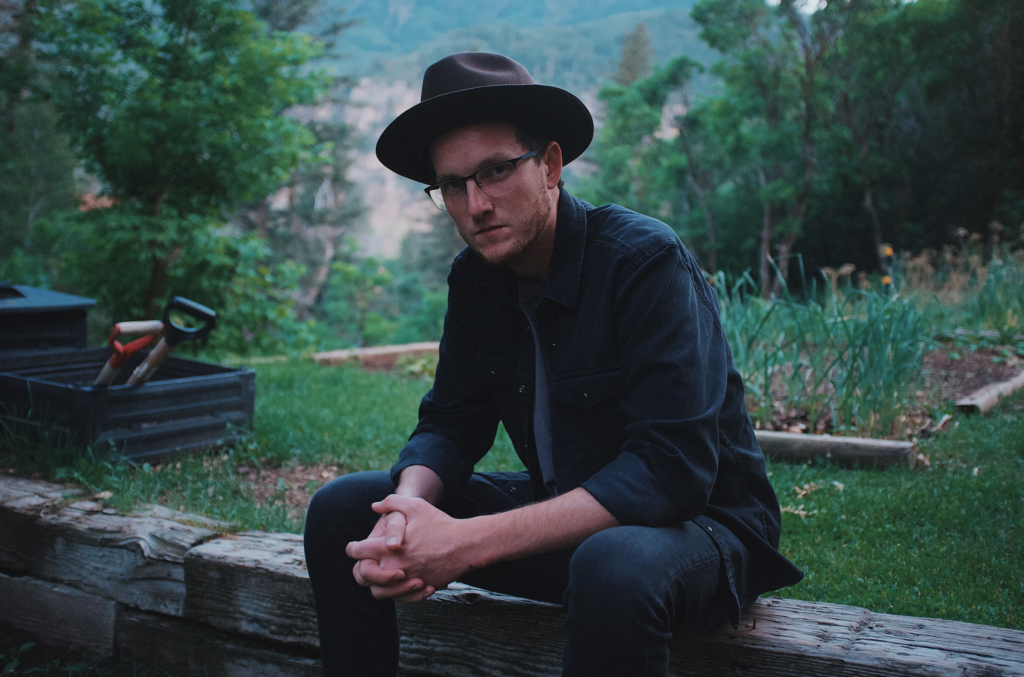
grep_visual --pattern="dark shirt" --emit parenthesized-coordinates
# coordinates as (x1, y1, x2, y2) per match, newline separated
(518, 278, 558, 496)
(392, 189, 803, 621)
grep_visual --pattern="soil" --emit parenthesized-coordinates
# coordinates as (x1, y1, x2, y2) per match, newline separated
(235, 461, 344, 521)
(920, 347, 1022, 403)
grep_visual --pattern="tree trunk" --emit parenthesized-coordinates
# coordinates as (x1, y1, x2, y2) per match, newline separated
(295, 228, 340, 311)
(757, 167, 776, 298)
(145, 254, 171, 320)
(772, 231, 800, 297)
(864, 181, 884, 271)
(687, 173, 717, 273)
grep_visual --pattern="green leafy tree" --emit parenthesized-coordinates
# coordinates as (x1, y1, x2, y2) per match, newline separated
(614, 22, 653, 87)
(819, 0, 914, 270)
(39, 0, 327, 316)
(0, 0, 77, 263)
(233, 114, 365, 314)
(692, 0, 839, 296)
(584, 57, 699, 216)
(323, 255, 397, 347)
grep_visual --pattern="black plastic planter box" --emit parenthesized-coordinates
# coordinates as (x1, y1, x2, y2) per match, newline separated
(0, 283, 96, 354)
(0, 348, 255, 460)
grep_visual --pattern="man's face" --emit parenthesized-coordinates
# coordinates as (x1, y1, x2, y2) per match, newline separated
(429, 122, 555, 270)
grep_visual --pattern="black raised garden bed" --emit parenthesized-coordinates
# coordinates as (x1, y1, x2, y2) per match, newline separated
(0, 348, 255, 460)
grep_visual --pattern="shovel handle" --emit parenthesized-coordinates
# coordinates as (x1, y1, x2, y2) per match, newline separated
(125, 339, 174, 386)
(115, 320, 164, 336)
(163, 297, 216, 346)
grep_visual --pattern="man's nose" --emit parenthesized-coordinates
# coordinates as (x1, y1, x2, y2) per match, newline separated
(465, 180, 493, 217)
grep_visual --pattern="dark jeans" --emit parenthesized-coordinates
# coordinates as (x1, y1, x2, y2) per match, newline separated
(304, 471, 743, 677)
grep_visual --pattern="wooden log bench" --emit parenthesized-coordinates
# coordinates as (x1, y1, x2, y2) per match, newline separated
(2, 475, 1023, 676)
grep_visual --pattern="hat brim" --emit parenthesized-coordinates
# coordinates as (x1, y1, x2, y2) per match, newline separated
(375, 84, 594, 185)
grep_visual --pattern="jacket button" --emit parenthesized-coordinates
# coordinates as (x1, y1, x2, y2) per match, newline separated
(519, 385, 526, 393)
(510, 486, 517, 493)
(490, 370, 495, 377)
(582, 392, 588, 402)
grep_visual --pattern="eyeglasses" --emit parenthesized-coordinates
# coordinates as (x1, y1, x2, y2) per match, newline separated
(424, 149, 541, 211)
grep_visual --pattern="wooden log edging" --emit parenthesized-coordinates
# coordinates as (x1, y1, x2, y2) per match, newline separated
(2, 475, 1024, 677)
(0, 475, 223, 616)
(755, 430, 917, 467)
(313, 341, 440, 370)
(956, 369, 1024, 414)
(184, 531, 318, 646)
(0, 572, 117, 655)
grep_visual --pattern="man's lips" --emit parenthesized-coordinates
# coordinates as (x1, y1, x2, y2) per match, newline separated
(474, 225, 507, 237)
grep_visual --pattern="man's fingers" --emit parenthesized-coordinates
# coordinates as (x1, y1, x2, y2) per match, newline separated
(346, 536, 389, 561)
(390, 584, 436, 603)
(384, 511, 407, 549)
(371, 494, 422, 516)
(369, 578, 428, 601)
(367, 513, 388, 540)
(352, 559, 405, 588)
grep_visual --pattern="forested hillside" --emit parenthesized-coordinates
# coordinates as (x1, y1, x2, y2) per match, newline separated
(312, 0, 714, 96)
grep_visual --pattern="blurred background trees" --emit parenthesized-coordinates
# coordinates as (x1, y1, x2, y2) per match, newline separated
(1, 0, 1021, 355)
(581, 0, 1024, 293)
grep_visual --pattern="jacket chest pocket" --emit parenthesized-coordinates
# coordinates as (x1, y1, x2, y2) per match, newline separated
(551, 368, 622, 410)
(551, 368, 624, 484)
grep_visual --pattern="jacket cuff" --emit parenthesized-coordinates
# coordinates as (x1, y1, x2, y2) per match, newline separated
(390, 432, 470, 500)
(580, 452, 683, 527)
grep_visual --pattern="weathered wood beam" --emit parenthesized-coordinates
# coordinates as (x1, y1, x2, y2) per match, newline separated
(4, 476, 1023, 677)
(956, 370, 1024, 414)
(116, 606, 322, 677)
(184, 531, 318, 646)
(0, 572, 116, 656)
(0, 476, 222, 615)
(755, 430, 916, 467)
(399, 584, 1024, 677)
(175, 526, 1024, 677)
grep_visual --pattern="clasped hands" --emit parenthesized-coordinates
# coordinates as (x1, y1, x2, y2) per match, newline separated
(345, 495, 472, 603)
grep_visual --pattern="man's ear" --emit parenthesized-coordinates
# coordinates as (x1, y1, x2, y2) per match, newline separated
(542, 141, 563, 190)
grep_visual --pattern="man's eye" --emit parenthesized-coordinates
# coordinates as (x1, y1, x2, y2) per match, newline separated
(481, 163, 512, 182)
(441, 179, 466, 195)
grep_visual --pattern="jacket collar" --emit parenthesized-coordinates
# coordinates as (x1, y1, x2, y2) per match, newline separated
(474, 188, 588, 310)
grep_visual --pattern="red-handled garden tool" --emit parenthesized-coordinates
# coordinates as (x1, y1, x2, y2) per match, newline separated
(125, 297, 216, 386)
(93, 320, 164, 386)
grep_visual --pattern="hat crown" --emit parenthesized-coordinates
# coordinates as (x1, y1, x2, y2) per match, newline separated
(421, 52, 534, 102)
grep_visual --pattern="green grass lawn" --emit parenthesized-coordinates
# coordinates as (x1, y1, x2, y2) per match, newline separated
(2, 358, 1021, 630)
(770, 398, 1024, 628)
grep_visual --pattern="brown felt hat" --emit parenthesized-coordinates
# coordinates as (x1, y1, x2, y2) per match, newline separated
(376, 52, 594, 185)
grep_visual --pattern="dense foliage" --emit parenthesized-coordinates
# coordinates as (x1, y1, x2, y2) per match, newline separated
(581, 0, 1024, 294)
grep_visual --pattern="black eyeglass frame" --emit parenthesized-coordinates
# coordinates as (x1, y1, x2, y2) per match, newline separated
(424, 148, 542, 211)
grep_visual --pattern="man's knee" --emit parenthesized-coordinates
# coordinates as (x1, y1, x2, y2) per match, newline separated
(565, 524, 722, 629)
(305, 470, 394, 545)
(566, 527, 661, 612)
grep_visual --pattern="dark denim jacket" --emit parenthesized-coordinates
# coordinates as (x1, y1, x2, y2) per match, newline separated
(392, 190, 803, 619)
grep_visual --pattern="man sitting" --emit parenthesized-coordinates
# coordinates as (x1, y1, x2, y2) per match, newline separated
(303, 51, 803, 677)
